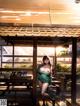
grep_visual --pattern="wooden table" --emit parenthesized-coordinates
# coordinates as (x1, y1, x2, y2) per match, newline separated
(0, 77, 33, 95)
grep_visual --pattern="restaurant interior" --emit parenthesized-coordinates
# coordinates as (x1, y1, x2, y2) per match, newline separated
(0, 0, 80, 106)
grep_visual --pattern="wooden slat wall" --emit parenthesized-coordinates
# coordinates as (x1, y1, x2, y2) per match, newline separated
(0, 24, 80, 37)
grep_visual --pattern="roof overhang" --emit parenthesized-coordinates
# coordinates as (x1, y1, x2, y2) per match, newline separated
(0, 23, 79, 46)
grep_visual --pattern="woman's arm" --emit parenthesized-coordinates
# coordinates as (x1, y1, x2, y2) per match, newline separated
(36, 64, 43, 74)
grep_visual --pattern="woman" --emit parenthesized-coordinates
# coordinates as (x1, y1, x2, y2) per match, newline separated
(37, 56, 53, 96)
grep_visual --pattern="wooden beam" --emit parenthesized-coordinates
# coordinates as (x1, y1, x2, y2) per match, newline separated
(71, 37, 77, 106)
(0, 68, 32, 71)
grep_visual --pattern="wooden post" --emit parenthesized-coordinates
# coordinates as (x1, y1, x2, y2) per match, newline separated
(1, 46, 2, 68)
(71, 37, 77, 106)
(33, 38, 37, 106)
(52, 100, 55, 106)
(54, 46, 57, 75)
(12, 45, 14, 68)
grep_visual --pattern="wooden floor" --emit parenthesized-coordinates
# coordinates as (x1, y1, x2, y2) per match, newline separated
(0, 90, 68, 106)
(0, 90, 74, 106)
(0, 77, 80, 106)
(0, 91, 33, 106)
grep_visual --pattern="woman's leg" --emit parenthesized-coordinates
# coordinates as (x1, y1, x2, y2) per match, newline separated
(41, 83, 49, 95)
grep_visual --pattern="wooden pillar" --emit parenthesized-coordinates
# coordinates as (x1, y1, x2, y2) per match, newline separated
(71, 37, 77, 106)
(12, 45, 14, 68)
(33, 38, 37, 106)
(1, 46, 2, 68)
(52, 100, 55, 106)
(54, 46, 57, 75)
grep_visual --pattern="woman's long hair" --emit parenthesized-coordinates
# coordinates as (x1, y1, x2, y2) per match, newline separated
(42, 55, 51, 66)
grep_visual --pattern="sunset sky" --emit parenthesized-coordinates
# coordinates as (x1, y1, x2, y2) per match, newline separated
(0, 0, 80, 24)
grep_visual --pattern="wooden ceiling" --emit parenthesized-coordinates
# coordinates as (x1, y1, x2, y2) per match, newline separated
(0, 0, 80, 24)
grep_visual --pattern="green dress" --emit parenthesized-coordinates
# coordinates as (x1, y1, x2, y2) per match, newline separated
(37, 65, 51, 84)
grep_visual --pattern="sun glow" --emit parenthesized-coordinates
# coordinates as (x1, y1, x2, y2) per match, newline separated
(37, 46, 66, 56)
(56, 46, 66, 55)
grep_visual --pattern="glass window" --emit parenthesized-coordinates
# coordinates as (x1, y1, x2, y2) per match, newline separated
(2, 57, 12, 62)
(2, 63, 12, 68)
(14, 63, 32, 69)
(2, 46, 13, 55)
(14, 46, 33, 69)
(14, 46, 33, 55)
(37, 47, 54, 65)
(14, 57, 32, 63)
